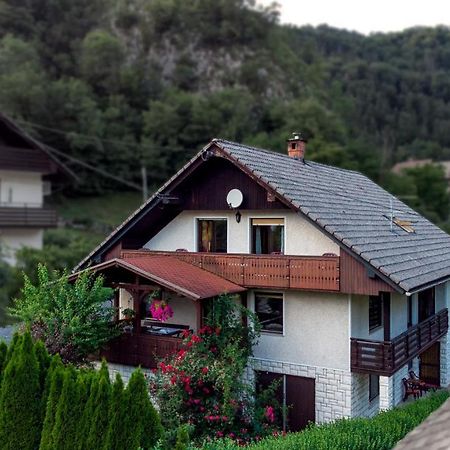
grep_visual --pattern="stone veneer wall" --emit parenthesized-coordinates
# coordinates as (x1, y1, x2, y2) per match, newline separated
(440, 335, 450, 387)
(351, 373, 379, 418)
(250, 357, 352, 423)
(95, 361, 154, 384)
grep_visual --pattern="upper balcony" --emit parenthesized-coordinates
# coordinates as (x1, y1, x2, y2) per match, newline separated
(128, 250, 340, 292)
(0, 203, 57, 228)
(351, 308, 449, 376)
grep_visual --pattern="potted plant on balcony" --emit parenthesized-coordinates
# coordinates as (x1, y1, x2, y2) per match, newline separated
(122, 308, 135, 324)
(149, 290, 173, 323)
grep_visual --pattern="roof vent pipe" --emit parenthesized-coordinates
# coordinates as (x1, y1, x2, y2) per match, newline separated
(287, 132, 307, 161)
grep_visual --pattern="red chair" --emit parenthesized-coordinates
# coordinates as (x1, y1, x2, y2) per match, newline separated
(409, 370, 439, 393)
(403, 378, 421, 401)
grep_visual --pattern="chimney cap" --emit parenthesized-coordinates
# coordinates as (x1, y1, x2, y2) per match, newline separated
(287, 131, 307, 143)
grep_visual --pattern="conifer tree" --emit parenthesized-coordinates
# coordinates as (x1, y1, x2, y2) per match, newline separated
(0, 332, 41, 450)
(104, 373, 126, 450)
(4, 332, 21, 365)
(76, 361, 110, 449)
(52, 369, 81, 450)
(40, 354, 63, 418)
(86, 373, 111, 449)
(124, 368, 163, 449)
(76, 370, 99, 450)
(39, 363, 64, 450)
(0, 340, 8, 377)
(35, 339, 51, 394)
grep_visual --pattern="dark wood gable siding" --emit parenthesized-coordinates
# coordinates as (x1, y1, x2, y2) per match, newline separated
(0, 145, 55, 173)
(340, 250, 396, 295)
(175, 157, 287, 210)
(0, 118, 55, 173)
(115, 156, 287, 253)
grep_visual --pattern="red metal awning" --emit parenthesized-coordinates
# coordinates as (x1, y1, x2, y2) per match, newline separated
(71, 254, 246, 300)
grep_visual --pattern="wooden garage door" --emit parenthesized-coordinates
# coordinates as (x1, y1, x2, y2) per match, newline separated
(286, 374, 315, 431)
(256, 371, 315, 432)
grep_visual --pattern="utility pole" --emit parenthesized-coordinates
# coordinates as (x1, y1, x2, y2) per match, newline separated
(141, 165, 148, 202)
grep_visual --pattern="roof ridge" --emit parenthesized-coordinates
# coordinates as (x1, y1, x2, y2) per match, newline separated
(213, 138, 364, 176)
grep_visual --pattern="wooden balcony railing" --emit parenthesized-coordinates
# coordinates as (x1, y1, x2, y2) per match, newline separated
(351, 308, 448, 376)
(100, 332, 183, 369)
(146, 251, 340, 291)
(0, 205, 57, 227)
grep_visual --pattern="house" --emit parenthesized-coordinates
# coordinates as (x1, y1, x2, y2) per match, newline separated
(392, 158, 450, 185)
(0, 113, 71, 265)
(74, 134, 450, 431)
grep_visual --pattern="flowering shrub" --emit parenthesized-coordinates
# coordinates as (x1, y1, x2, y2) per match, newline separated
(150, 294, 281, 445)
(150, 300, 174, 322)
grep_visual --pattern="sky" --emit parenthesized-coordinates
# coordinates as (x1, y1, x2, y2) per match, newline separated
(258, 0, 450, 34)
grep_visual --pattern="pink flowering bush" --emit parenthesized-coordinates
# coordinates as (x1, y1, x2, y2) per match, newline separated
(150, 294, 281, 445)
(150, 300, 174, 322)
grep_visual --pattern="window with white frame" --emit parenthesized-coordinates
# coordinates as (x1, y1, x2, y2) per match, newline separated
(255, 292, 284, 334)
(251, 218, 284, 254)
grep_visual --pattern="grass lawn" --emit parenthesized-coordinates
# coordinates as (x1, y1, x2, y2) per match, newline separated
(54, 191, 143, 229)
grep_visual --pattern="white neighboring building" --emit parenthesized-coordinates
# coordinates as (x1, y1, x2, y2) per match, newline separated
(74, 135, 450, 431)
(0, 113, 68, 265)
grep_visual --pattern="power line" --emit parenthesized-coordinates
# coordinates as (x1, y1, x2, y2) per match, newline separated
(15, 119, 189, 153)
(45, 145, 142, 192)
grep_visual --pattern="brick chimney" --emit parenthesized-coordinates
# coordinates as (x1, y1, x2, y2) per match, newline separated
(287, 132, 307, 160)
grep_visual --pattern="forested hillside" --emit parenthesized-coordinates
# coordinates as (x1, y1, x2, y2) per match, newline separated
(2, 0, 450, 211)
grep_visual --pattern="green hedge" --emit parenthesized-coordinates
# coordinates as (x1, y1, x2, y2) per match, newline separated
(201, 390, 449, 450)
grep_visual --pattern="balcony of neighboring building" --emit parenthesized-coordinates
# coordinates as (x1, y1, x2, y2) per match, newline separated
(0, 202, 57, 228)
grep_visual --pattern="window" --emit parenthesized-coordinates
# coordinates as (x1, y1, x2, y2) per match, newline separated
(251, 218, 284, 254)
(197, 219, 227, 253)
(369, 295, 382, 331)
(369, 374, 379, 401)
(255, 292, 283, 334)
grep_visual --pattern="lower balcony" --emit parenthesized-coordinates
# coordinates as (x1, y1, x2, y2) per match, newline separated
(100, 323, 186, 369)
(351, 308, 448, 376)
(0, 205, 57, 227)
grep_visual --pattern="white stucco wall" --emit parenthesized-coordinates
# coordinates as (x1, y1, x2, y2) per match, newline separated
(249, 290, 350, 370)
(351, 293, 408, 341)
(390, 293, 408, 338)
(162, 296, 197, 331)
(0, 170, 43, 206)
(118, 288, 133, 320)
(351, 295, 384, 341)
(0, 228, 43, 265)
(436, 283, 447, 312)
(145, 210, 339, 256)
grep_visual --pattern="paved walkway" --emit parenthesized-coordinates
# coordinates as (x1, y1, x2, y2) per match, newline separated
(395, 397, 450, 450)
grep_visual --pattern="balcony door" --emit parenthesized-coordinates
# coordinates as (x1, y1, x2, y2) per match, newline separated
(197, 219, 227, 253)
(420, 342, 440, 386)
(418, 288, 435, 323)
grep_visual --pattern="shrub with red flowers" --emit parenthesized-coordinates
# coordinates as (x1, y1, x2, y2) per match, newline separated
(150, 294, 281, 445)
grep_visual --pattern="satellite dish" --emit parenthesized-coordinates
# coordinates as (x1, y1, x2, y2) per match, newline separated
(226, 189, 243, 208)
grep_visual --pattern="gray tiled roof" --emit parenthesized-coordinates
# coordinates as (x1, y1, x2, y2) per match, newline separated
(214, 139, 450, 293)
